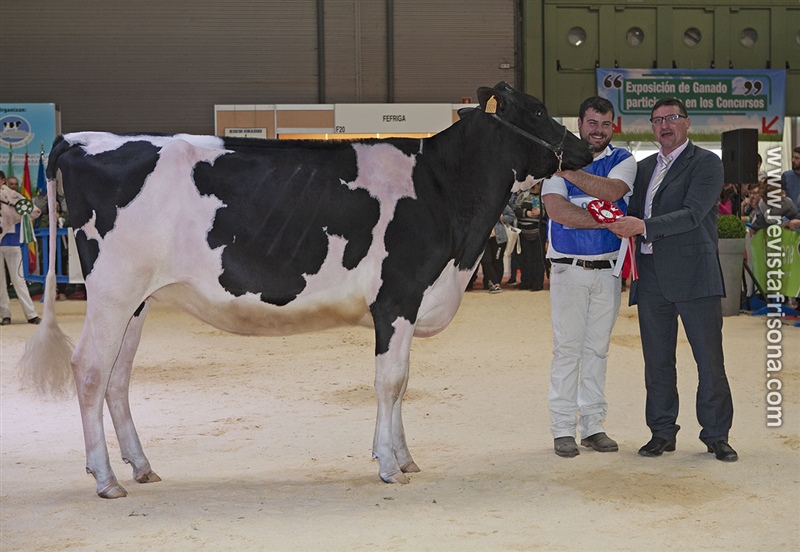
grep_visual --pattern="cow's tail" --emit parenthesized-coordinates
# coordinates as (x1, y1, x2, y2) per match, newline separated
(17, 138, 75, 397)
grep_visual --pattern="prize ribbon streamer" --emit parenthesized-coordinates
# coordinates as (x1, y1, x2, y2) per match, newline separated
(587, 199, 638, 281)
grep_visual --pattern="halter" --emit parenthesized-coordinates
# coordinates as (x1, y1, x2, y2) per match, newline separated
(490, 114, 567, 172)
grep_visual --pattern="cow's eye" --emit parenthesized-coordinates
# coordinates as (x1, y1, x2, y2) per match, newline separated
(534, 109, 543, 117)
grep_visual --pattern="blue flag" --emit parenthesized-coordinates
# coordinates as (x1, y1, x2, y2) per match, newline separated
(36, 150, 46, 196)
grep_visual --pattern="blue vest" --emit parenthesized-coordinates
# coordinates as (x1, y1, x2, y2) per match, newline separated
(549, 146, 632, 256)
(0, 223, 21, 247)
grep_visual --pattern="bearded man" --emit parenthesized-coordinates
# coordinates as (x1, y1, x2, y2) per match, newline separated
(541, 96, 637, 458)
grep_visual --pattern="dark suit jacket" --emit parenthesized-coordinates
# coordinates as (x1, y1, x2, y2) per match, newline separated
(628, 141, 725, 305)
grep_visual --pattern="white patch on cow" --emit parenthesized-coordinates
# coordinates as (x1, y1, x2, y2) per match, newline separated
(259, 141, 419, 325)
(510, 174, 537, 194)
(279, 142, 420, 326)
(82, 138, 227, 307)
(343, 143, 417, 304)
(414, 260, 477, 337)
(65, 132, 225, 156)
(76, 210, 102, 245)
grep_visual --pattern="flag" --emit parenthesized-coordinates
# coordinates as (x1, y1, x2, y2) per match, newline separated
(36, 149, 46, 197)
(5, 144, 13, 179)
(20, 151, 38, 272)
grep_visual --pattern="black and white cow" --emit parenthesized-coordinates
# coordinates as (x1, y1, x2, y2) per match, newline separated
(19, 82, 592, 498)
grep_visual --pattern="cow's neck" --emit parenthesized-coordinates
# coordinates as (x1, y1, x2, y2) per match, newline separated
(422, 115, 519, 269)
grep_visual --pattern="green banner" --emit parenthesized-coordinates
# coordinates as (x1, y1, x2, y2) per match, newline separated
(751, 228, 800, 299)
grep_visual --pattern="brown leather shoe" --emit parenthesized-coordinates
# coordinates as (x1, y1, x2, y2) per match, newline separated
(554, 436, 580, 458)
(0, 317, 10, 326)
(580, 432, 619, 452)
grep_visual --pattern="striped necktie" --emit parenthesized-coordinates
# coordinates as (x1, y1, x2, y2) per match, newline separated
(645, 155, 671, 219)
(643, 155, 671, 253)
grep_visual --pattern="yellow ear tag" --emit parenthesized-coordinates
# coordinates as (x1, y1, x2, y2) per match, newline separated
(485, 96, 497, 114)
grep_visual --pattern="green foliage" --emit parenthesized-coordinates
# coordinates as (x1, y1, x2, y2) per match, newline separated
(718, 214, 747, 239)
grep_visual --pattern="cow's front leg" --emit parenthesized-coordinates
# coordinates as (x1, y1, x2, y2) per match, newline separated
(372, 317, 416, 484)
(391, 361, 420, 474)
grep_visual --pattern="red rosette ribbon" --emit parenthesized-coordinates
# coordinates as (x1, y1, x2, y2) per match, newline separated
(587, 199, 623, 224)
(587, 199, 638, 281)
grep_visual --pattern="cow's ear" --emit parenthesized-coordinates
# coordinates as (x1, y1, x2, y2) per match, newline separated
(477, 87, 502, 114)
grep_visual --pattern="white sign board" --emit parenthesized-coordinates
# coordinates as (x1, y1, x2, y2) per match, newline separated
(334, 104, 453, 134)
(224, 127, 268, 139)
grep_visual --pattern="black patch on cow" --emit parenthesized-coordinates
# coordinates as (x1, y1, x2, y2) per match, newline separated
(193, 140, 380, 306)
(367, 118, 541, 355)
(49, 137, 160, 276)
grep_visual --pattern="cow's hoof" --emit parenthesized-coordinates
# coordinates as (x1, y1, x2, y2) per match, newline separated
(97, 482, 128, 499)
(400, 461, 420, 473)
(135, 469, 162, 484)
(380, 470, 410, 484)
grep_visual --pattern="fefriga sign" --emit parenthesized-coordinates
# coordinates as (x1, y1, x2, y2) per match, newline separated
(596, 69, 786, 141)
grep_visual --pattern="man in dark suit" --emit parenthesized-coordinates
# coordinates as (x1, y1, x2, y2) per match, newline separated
(609, 97, 737, 462)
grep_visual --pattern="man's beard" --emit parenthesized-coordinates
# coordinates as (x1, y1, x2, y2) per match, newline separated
(591, 138, 611, 153)
(581, 133, 611, 154)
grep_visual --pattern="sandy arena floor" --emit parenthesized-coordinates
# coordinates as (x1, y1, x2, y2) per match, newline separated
(1, 286, 798, 551)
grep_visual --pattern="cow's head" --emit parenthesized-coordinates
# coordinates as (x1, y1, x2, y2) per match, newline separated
(0, 185, 40, 241)
(476, 82, 592, 177)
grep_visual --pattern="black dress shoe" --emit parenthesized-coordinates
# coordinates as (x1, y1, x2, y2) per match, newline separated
(706, 440, 738, 462)
(638, 437, 676, 457)
(554, 436, 580, 458)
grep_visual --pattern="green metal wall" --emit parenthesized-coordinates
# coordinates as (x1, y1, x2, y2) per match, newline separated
(523, 0, 800, 117)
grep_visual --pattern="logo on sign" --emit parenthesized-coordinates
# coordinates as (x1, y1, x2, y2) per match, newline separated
(0, 114, 34, 149)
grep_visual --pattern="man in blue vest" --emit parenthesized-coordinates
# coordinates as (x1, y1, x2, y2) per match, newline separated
(0, 173, 41, 325)
(541, 96, 637, 458)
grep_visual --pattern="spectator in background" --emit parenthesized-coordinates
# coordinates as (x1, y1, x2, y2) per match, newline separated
(0, 173, 41, 325)
(718, 182, 735, 215)
(511, 181, 546, 291)
(741, 181, 761, 220)
(467, 204, 516, 293)
(748, 180, 800, 233)
(781, 147, 800, 209)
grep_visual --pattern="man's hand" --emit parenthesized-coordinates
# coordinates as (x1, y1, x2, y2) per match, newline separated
(608, 215, 645, 238)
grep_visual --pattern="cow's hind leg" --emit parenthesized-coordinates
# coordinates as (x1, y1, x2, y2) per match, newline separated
(105, 299, 161, 486)
(372, 318, 417, 484)
(72, 310, 135, 498)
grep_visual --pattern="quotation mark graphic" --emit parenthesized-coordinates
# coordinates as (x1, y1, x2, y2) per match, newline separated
(732, 77, 764, 96)
(603, 74, 623, 89)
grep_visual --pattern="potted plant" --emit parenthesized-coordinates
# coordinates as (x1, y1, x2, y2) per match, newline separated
(718, 214, 747, 316)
